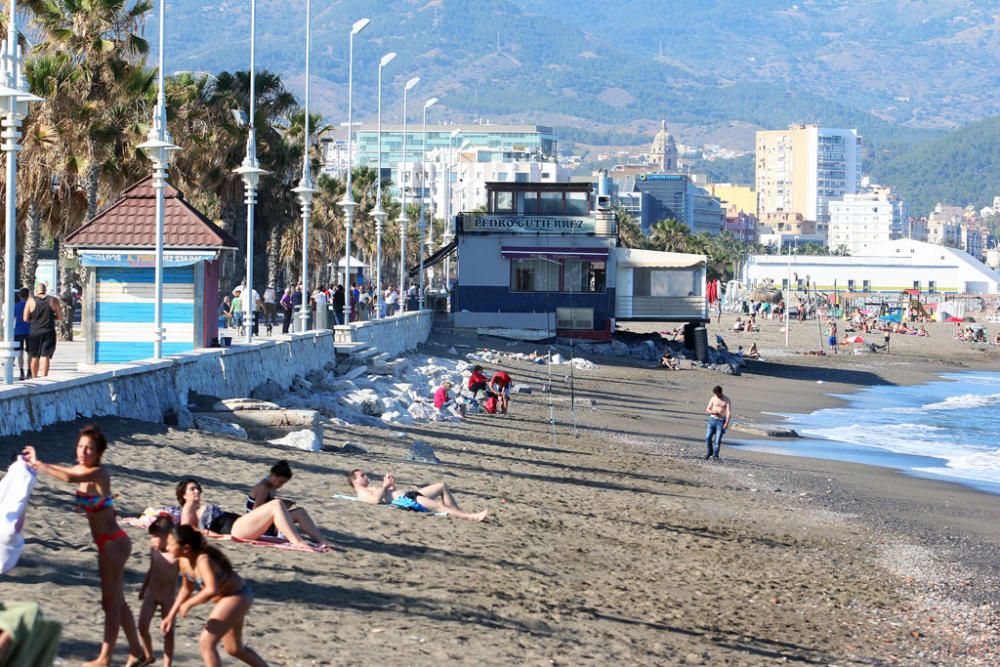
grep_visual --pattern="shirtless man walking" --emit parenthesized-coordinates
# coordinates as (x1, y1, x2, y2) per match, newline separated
(705, 385, 732, 461)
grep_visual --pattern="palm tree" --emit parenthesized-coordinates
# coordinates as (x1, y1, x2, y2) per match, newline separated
(649, 218, 691, 252)
(615, 207, 646, 249)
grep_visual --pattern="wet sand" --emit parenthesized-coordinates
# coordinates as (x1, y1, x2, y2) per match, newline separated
(2, 313, 1000, 665)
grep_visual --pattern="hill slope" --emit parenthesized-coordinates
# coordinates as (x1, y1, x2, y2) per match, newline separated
(147, 0, 992, 148)
(876, 115, 1000, 214)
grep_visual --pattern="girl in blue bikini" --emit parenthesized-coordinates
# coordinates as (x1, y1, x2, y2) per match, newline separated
(161, 525, 267, 666)
(24, 424, 148, 667)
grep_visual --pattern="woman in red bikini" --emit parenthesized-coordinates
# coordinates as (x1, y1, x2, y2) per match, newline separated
(23, 424, 147, 667)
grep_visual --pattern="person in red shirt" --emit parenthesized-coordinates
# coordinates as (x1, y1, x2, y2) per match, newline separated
(468, 365, 488, 396)
(433, 381, 453, 411)
(488, 371, 512, 414)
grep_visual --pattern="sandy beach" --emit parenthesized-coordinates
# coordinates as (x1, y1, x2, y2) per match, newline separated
(3, 313, 1000, 665)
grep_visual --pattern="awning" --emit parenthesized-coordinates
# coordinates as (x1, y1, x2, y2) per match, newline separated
(614, 247, 705, 269)
(407, 239, 457, 278)
(501, 246, 609, 260)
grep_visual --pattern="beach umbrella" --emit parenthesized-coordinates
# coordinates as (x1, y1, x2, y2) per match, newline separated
(945, 316, 963, 323)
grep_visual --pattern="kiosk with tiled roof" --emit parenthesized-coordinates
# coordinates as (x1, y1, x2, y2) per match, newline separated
(65, 177, 238, 364)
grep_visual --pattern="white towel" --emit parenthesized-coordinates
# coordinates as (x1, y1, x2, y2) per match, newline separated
(0, 457, 38, 574)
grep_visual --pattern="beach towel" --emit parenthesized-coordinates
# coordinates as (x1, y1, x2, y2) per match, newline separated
(0, 457, 38, 575)
(0, 601, 61, 667)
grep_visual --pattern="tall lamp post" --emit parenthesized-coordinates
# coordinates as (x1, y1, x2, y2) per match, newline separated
(442, 129, 460, 310)
(292, 0, 317, 333)
(139, 0, 181, 360)
(370, 51, 395, 319)
(417, 96, 437, 310)
(340, 17, 369, 327)
(234, 0, 268, 344)
(1, 0, 42, 384)
(397, 76, 419, 312)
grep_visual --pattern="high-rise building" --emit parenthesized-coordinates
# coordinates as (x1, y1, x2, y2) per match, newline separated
(828, 193, 898, 255)
(353, 123, 558, 197)
(755, 124, 861, 240)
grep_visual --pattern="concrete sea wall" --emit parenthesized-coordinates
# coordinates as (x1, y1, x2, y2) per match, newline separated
(0, 312, 434, 438)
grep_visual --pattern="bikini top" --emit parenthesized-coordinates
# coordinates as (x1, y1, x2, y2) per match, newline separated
(75, 491, 114, 513)
(244, 478, 273, 513)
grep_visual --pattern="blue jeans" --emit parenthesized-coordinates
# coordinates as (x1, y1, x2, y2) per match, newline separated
(706, 416, 726, 458)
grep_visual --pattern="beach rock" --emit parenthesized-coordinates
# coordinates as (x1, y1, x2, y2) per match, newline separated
(343, 365, 368, 380)
(268, 429, 321, 452)
(611, 340, 630, 356)
(514, 385, 533, 394)
(250, 380, 285, 402)
(339, 442, 368, 455)
(215, 398, 282, 412)
(291, 376, 313, 394)
(407, 440, 441, 464)
(193, 416, 248, 440)
(176, 406, 194, 429)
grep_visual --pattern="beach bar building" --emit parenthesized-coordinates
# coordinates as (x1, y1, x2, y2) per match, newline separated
(452, 181, 708, 339)
(65, 177, 238, 364)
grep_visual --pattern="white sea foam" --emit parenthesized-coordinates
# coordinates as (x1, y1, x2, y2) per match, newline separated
(919, 392, 1000, 411)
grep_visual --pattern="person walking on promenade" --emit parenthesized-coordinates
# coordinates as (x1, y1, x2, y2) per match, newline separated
(280, 287, 294, 334)
(23, 283, 62, 379)
(705, 385, 732, 461)
(13, 287, 30, 380)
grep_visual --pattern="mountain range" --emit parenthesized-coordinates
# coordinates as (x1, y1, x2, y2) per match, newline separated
(140, 0, 1000, 209)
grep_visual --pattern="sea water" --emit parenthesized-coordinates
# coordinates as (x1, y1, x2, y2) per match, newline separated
(739, 371, 1000, 495)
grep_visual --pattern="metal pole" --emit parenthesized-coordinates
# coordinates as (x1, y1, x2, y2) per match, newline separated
(2, 0, 41, 384)
(153, 0, 166, 359)
(785, 241, 791, 347)
(371, 52, 394, 320)
(398, 77, 418, 312)
(246, 0, 256, 344)
(340, 19, 368, 327)
(293, 0, 316, 334)
(418, 107, 426, 311)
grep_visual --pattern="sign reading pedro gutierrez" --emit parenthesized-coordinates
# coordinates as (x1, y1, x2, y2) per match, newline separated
(463, 213, 595, 234)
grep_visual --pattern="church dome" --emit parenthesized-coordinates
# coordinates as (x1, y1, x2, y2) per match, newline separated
(650, 120, 677, 171)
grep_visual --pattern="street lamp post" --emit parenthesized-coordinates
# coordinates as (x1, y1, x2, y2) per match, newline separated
(234, 0, 268, 344)
(370, 52, 395, 320)
(784, 234, 798, 347)
(1, 0, 42, 384)
(397, 76, 419, 313)
(443, 129, 460, 311)
(417, 97, 438, 310)
(292, 0, 317, 334)
(340, 17, 369, 327)
(139, 0, 181, 360)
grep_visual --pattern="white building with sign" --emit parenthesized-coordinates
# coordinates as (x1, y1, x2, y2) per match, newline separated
(452, 182, 708, 339)
(742, 239, 1000, 295)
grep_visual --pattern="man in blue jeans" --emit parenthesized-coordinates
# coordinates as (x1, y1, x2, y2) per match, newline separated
(705, 385, 732, 460)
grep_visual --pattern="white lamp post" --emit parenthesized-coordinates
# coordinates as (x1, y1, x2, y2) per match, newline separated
(417, 96, 437, 310)
(397, 75, 419, 312)
(292, 0, 317, 333)
(371, 51, 395, 320)
(1, 0, 42, 384)
(442, 129, 460, 309)
(138, 0, 181, 360)
(234, 0, 268, 344)
(340, 17, 369, 327)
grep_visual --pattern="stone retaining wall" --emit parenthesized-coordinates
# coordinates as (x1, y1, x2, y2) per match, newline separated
(0, 331, 337, 438)
(342, 310, 434, 357)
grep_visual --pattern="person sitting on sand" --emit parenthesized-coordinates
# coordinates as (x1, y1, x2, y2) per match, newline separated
(346, 470, 488, 522)
(468, 365, 489, 397)
(433, 381, 454, 413)
(732, 317, 743, 332)
(747, 342, 760, 359)
(660, 348, 679, 370)
(177, 478, 328, 552)
(245, 461, 326, 544)
(161, 525, 269, 667)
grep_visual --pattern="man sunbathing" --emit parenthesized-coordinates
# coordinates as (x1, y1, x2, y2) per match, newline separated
(346, 470, 488, 522)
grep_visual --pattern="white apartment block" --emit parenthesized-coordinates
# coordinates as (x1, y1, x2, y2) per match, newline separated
(828, 194, 897, 255)
(755, 125, 861, 237)
(401, 147, 569, 225)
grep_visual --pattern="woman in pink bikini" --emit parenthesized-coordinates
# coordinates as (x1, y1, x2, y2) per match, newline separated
(23, 424, 147, 667)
